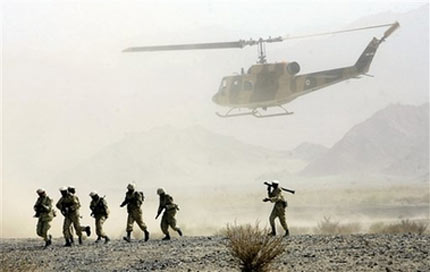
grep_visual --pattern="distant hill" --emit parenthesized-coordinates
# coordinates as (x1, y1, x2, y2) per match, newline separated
(54, 125, 293, 191)
(301, 103, 429, 179)
(286, 142, 328, 162)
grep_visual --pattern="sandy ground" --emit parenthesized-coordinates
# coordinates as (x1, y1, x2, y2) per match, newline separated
(1, 234, 429, 272)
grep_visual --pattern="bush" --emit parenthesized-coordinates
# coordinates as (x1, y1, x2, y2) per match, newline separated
(369, 219, 428, 234)
(314, 216, 361, 234)
(225, 223, 286, 272)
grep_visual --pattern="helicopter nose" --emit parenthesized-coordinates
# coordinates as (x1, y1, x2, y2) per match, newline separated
(212, 93, 219, 105)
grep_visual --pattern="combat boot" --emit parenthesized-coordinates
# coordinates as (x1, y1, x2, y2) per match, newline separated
(47, 235, 52, 246)
(268, 226, 276, 236)
(85, 226, 91, 237)
(162, 233, 171, 241)
(44, 239, 50, 249)
(64, 238, 72, 247)
(177, 229, 183, 237)
(95, 236, 102, 243)
(104, 236, 110, 244)
(70, 236, 75, 245)
(144, 230, 150, 242)
(78, 236, 83, 245)
(123, 231, 131, 242)
(284, 229, 290, 237)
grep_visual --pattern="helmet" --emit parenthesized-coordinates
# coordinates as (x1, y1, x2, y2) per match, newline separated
(157, 188, 165, 195)
(271, 180, 279, 185)
(36, 188, 45, 194)
(59, 186, 68, 192)
(89, 191, 98, 197)
(68, 185, 75, 190)
(127, 183, 135, 190)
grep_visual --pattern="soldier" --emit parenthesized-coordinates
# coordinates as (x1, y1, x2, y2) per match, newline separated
(33, 188, 55, 248)
(263, 180, 290, 237)
(67, 186, 91, 241)
(120, 183, 149, 242)
(89, 191, 110, 243)
(56, 187, 90, 246)
(155, 188, 182, 240)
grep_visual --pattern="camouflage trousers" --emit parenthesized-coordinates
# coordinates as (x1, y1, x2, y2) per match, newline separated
(95, 216, 107, 237)
(36, 219, 51, 241)
(269, 208, 288, 231)
(126, 209, 147, 232)
(63, 212, 82, 239)
(161, 209, 180, 235)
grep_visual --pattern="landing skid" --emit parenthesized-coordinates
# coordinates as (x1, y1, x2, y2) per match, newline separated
(216, 106, 293, 118)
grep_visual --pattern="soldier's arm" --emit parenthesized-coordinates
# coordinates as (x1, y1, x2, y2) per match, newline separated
(90, 200, 95, 211)
(56, 198, 63, 210)
(120, 196, 128, 207)
(40, 198, 52, 212)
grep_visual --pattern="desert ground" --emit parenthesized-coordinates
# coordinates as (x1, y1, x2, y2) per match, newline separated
(1, 234, 429, 272)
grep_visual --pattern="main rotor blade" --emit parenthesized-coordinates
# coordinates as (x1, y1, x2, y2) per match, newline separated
(282, 22, 397, 41)
(123, 41, 245, 52)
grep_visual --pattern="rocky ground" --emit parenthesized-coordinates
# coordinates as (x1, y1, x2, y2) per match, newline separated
(1, 234, 429, 272)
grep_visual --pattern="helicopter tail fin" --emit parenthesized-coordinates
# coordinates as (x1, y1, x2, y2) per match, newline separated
(354, 37, 381, 74)
(354, 22, 399, 74)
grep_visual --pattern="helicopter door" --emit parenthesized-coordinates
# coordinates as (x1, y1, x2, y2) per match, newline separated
(229, 77, 242, 104)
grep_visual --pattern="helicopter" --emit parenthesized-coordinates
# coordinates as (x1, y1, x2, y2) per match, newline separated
(123, 22, 399, 118)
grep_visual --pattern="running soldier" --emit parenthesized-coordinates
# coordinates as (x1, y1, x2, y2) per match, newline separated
(155, 188, 183, 240)
(33, 188, 55, 248)
(120, 183, 149, 242)
(89, 191, 110, 243)
(56, 187, 90, 246)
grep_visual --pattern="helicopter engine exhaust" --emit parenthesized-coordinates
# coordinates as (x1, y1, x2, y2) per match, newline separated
(287, 62, 300, 75)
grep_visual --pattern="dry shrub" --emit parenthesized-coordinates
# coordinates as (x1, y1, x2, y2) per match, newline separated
(369, 219, 428, 234)
(314, 216, 361, 234)
(225, 223, 286, 272)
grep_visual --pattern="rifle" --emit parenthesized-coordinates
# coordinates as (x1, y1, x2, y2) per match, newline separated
(264, 181, 295, 194)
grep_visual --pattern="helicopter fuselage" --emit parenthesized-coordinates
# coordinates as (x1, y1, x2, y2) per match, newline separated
(212, 61, 361, 109)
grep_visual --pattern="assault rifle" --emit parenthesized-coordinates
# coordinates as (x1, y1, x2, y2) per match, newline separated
(264, 181, 295, 194)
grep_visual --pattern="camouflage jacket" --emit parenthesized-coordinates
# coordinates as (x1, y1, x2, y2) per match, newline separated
(34, 196, 55, 221)
(268, 187, 287, 210)
(90, 197, 109, 218)
(158, 194, 178, 214)
(56, 193, 80, 216)
(121, 191, 144, 213)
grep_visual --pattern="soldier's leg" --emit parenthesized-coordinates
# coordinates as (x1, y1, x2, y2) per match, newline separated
(63, 217, 72, 239)
(132, 210, 149, 241)
(269, 209, 277, 235)
(36, 219, 44, 238)
(123, 213, 134, 242)
(167, 211, 182, 237)
(126, 213, 134, 233)
(161, 214, 169, 235)
(132, 210, 147, 231)
(41, 220, 51, 241)
(96, 216, 106, 237)
(71, 213, 83, 238)
(63, 217, 73, 246)
(278, 210, 289, 237)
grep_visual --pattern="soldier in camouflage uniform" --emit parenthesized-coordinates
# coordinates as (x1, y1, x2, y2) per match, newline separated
(89, 191, 110, 243)
(263, 180, 290, 237)
(56, 187, 90, 246)
(120, 183, 149, 242)
(67, 186, 91, 242)
(155, 188, 183, 240)
(33, 188, 55, 248)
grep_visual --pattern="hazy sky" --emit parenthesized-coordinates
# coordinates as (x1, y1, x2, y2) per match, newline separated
(2, 0, 429, 185)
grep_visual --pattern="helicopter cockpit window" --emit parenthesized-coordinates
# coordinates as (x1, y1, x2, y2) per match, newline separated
(219, 79, 227, 96)
(231, 78, 242, 92)
(244, 81, 253, 91)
